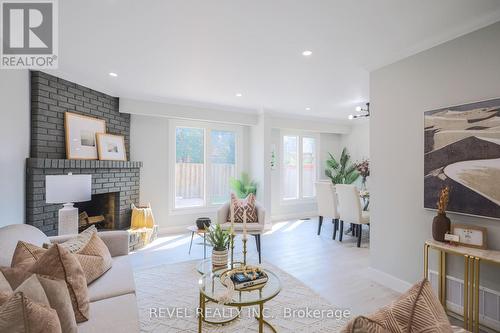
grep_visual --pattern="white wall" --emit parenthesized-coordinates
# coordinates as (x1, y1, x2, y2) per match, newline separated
(370, 22, 500, 291)
(0, 70, 30, 227)
(130, 114, 252, 232)
(130, 114, 170, 229)
(340, 121, 370, 163)
(319, 133, 342, 181)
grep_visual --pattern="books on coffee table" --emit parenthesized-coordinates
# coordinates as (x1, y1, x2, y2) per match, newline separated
(230, 270, 268, 289)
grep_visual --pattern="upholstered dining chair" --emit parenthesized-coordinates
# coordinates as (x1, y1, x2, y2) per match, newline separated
(335, 184, 370, 247)
(315, 181, 342, 240)
(216, 202, 266, 263)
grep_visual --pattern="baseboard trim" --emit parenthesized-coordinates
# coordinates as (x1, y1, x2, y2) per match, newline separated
(367, 267, 412, 293)
(158, 225, 193, 235)
(271, 211, 317, 222)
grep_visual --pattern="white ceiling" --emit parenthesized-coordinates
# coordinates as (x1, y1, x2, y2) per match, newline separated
(49, 0, 500, 120)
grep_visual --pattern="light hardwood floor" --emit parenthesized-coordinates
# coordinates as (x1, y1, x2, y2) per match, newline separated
(130, 217, 400, 315)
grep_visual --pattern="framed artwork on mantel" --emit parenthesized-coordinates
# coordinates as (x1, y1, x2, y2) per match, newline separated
(96, 133, 127, 161)
(65, 112, 106, 160)
(424, 97, 500, 220)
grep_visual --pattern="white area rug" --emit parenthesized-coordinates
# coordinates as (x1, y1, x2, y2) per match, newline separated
(134, 261, 350, 332)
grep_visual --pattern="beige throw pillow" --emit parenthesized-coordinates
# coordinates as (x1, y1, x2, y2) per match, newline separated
(341, 316, 391, 333)
(37, 275, 78, 333)
(0, 274, 63, 333)
(75, 232, 113, 284)
(0, 271, 77, 333)
(0, 292, 62, 333)
(59, 225, 97, 253)
(341, 279, 452, 333)
(12, 231, 113, 285)
(28, 245, 89, 323)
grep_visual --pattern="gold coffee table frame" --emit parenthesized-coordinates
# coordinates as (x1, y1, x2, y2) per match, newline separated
(424, 240, 500, 333)
(198, 268, 281, 333)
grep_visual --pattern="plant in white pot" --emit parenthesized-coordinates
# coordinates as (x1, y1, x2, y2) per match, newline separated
(207, 224, 231, 270)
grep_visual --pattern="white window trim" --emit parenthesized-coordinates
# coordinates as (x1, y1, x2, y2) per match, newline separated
(280, 130, 320, 205)
(168, 119, 243, 215)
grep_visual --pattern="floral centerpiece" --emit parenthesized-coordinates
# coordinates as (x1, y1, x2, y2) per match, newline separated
(356, 159, 370, 190)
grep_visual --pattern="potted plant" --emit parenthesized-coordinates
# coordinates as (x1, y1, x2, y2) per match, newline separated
(229, 172, 257, 199)
(432, 186, 451, 242)
(206, 224, 231, 269)
(325, 148, 360, 184)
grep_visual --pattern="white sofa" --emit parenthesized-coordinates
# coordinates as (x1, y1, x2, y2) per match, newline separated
(0, 224, 140, 333)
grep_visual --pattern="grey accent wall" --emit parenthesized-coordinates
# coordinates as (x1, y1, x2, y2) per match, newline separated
(370, 22, 500, 291)
(31, 71, 129, 159)
(27, 72, 139, 235)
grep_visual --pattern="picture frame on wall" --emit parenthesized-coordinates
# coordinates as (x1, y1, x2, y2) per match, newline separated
(96, 133, 127, 161)
(423, 97, 500, 220)
(65, 112, 106, 160)
(451, 224, 488, 249)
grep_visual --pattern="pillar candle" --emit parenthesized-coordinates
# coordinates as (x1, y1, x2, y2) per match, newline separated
(243, 207, 248, 240)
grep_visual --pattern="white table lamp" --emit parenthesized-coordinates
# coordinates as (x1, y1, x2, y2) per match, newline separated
(46, 173, 92, 235)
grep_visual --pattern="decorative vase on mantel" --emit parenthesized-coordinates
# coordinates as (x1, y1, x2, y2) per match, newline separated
(212, 249, 228, 270)
(432, 212, 451, 242)
(432, 186, 451, 242)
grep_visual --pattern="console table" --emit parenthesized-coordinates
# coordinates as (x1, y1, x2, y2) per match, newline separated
(424, 240, 500, 333)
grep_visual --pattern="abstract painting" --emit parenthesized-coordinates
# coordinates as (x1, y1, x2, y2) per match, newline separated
(424, 98, 500, 219)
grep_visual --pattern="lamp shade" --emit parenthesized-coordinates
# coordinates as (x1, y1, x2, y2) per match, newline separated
(46, 174, 92, 204)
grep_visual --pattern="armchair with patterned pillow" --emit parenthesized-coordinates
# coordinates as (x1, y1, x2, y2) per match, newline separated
(216, 194, 266, 264)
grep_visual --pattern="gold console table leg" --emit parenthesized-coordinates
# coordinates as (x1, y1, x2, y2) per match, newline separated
(423, 244, 429, 279)
(463, 255, 469, 330)
(469, 257, 475, 332)
(439, 251, 447, 307)
(474, 257, 480, 333)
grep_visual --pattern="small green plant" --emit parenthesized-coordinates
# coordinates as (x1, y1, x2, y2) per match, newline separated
(229, 172, 257, 199)
(325, 148, 360, 184)
(206, 224, 230, 251)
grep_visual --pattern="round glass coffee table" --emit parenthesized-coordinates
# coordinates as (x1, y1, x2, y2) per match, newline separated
(196, 258, 246, 275)
(197, 268, 281, 333)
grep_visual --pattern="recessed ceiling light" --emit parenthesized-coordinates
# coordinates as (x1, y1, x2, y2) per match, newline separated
(302, 50, 312, 56)
(109, 72, 118, 77)
(305, 107, 311, 111)
(355, 106, 362, 112)
(348, 115, 354, 120)
(235, 93, 243, 97)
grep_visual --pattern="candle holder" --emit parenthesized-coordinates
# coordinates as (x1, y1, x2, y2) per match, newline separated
(230, 233, 235, 269)
(242, 236, 248, 266)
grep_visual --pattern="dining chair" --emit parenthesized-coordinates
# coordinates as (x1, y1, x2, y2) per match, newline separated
(335, 184, 370, 247)
(314, 182, 342, 240)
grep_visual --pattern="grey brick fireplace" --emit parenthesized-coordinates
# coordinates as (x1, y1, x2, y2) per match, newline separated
(26, 71, 141, 236)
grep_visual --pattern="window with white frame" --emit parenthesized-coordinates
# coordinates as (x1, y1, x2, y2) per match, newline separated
(172, 121, 239, 210)
(281, 133, 317, 201)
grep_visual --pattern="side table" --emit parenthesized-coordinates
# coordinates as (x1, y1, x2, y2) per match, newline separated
(187, 226, 209, 259)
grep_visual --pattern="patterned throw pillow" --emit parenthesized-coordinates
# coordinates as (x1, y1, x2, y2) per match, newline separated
(0, 271, 78, 333)
(0, 274, 65, 333)
(28, 245, 89, 323)
(12, 231, 112, 285)
(0, 292, 62, 333)
(341, 279, 453, 333)
(74, 232, 112, 284)
(341, 315, 391, 333)
(226, 193, 258, 223)
(59, 225, 97, 253)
